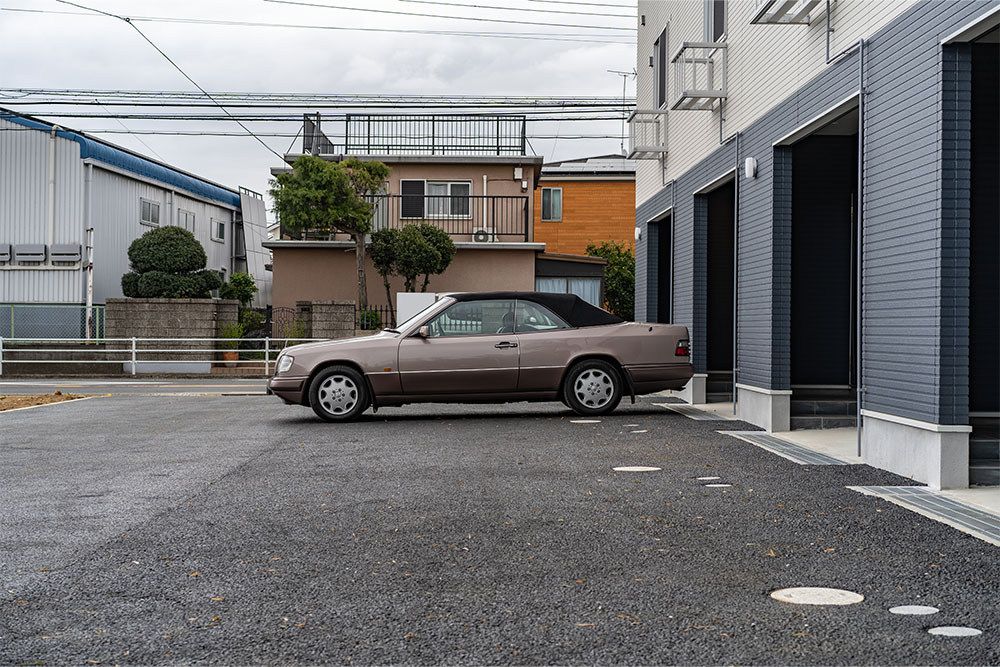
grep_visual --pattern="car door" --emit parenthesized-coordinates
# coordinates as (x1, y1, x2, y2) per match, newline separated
(397, 298, 519, 395)
(512, 299, 573, 392)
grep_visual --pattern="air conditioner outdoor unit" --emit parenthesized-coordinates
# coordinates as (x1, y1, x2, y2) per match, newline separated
(472, 227, 496, 243)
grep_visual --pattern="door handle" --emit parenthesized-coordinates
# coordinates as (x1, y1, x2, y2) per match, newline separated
(495, 341, 518, 349)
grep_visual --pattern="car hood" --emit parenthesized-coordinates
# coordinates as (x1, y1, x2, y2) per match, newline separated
(279, 330, 400, 357)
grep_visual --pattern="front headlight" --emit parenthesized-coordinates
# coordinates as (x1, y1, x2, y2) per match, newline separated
(276, 355, 294, 374)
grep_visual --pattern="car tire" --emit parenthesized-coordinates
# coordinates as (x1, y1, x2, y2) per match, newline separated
(563, 359, 623, 416)
(309, 365, 369, 423)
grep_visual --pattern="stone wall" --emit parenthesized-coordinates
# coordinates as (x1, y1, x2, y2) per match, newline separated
(105, 298, 239, 366)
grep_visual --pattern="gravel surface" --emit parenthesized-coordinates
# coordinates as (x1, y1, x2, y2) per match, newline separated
(2, 396, 998, 665)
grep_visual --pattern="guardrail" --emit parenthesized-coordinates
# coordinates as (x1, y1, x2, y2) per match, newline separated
(0, 337, 328, 377)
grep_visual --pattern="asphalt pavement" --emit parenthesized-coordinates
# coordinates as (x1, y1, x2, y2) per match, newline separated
(2, 395, 998, 665)
(0, 377, 267, 395)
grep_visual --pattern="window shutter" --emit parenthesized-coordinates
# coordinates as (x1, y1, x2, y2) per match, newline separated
(401, 180, 425, 218)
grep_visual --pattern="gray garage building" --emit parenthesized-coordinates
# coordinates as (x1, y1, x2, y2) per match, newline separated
(631, 1, 998, 488)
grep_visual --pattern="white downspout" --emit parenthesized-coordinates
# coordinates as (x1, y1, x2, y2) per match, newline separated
(84, 163, 94, 338)
(482, 174, 488, 235)
(48, 125, 61, 259)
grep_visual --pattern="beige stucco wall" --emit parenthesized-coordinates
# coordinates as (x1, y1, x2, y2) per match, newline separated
(271, 246, 537, 311)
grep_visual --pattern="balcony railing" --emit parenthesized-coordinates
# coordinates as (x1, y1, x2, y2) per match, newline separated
(671, 42, 728, 111)
(282, 194, 529, 242)
(628, 109, 668, 159)
(750, 0, 824, 25)
(302, 114, 528, 157)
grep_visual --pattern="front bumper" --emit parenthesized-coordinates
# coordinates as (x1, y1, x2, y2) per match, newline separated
(267, 375, 308, 405)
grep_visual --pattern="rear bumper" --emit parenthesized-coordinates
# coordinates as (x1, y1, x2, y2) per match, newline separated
(267, 376, 308, 405)
(624, 363, 694, 394)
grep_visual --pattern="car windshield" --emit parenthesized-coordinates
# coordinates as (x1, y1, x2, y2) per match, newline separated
(386, 298, 451, 333)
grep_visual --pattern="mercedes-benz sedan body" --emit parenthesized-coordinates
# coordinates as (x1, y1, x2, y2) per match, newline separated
(268, 291, 693, 422)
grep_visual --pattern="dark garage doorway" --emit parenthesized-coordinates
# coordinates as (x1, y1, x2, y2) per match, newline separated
(705, 180, 735, 379)
(790, 114, 858, 391)
(969, 34, 999, 418)
(654, 215, 672, 323)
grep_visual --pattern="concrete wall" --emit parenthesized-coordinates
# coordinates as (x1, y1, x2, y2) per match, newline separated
(105, 298, 238, 370)
(270, 245, 537, 312)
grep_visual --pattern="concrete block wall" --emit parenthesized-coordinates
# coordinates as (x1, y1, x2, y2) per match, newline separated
(105, 298, 239, 360)
(295, 300, 357, 340)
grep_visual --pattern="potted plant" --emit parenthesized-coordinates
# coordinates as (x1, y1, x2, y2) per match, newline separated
(219, 321, 244, 367)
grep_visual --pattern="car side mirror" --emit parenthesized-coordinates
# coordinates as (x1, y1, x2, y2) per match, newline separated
(417, 325, 430, 338)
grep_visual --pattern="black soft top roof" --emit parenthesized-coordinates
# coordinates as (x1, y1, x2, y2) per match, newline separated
(448, 291, 624, 328)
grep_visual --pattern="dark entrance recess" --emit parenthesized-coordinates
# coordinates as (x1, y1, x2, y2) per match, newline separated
(969, 37, 999, 417)
(654, 216, 671, 323)
(790, 127, 858, 389)
(705, 181, 735, 375)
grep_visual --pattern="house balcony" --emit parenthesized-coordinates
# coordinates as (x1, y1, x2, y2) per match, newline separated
(750, 0, 824, 25)
(627, 109, 668, 159)
(302, 113, 528, 157)
(671, 42, 728, 111)
(281, 194, 530, 243)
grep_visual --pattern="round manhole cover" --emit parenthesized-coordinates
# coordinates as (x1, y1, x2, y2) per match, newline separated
(890, 605, 939, 615)
(770, 587, 864, 606)
(613, 466, 661, 472)
(927, 626, 982, 637)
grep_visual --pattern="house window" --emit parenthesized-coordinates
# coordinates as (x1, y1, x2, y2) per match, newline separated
(541, 187, 562, 222)
(708, 0, 726, 41)
(654, 27, 668, 109)
(400, 179, 471, 218)
(211, 218, 226, 242)
(178, 209, 196, 233)
(140, 198, 160, 226)
(535, 276, 602, 307)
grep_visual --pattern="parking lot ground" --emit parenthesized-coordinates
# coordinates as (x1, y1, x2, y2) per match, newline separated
(0, 377, 266, 395)
(2, 396, 999, 665)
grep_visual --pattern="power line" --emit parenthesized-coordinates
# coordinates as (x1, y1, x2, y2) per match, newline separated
(11, 112, 630, 121)
(396, 0, 634, 19)
(263, 0, 636, 31)
(0, 7, 632, 44)
(0, 127, 624, 140)
(528, 0, 636, 7)
(54, 1, 285, 160)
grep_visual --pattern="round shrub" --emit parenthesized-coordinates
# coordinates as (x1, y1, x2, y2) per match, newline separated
(121, 272, 141, 297)
(128, 226, 207, 275)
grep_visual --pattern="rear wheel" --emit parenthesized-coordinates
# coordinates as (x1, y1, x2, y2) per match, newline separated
(309, 366, 369, 422)
(564, 360, 623, 416)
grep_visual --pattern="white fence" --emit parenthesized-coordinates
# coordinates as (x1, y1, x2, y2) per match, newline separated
(0, 337, 326, 377)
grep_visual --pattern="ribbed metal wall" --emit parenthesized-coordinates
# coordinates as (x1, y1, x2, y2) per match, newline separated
(0, 117, 85, 303)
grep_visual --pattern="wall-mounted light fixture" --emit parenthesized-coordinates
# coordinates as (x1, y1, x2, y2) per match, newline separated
(635, 227, 642, 241)
(744, 157, 758, 179)
(641, 14, 646, 25)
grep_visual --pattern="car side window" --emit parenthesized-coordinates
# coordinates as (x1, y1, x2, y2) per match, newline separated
(425, 299, 516, 337)
(515, 301, 569, 333)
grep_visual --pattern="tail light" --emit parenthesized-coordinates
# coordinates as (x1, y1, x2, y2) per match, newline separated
(675, 339, 690, 357)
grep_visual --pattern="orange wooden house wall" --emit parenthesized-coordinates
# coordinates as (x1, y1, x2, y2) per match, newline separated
(532, 180, 636, 256)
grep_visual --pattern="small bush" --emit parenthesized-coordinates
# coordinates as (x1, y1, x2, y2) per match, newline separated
(128, 226, 207, 275)
(220, 272, 258, 309)
(240, 310, 266, 331)
(358, 307, 382, 330)
(121, 272, 140, 297)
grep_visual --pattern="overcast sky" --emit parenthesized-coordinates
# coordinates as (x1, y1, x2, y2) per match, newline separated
(0, 0, 636, 204)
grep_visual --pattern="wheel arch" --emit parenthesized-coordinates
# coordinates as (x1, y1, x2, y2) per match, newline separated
(304, 359, 377, 410)
(560, 353, 635, 404)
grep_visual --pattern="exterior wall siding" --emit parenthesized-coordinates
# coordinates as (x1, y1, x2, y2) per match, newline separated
(533, 180, 635, 256)
(635, 0, 999, 425)
(0, 118, 85, 303)
(635, 0, 917, 207)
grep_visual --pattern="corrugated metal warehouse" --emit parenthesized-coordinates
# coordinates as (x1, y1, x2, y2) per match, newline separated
(0, 109, 271, 336)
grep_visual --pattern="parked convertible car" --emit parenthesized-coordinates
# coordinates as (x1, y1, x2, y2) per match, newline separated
(268, 291, 693, 422)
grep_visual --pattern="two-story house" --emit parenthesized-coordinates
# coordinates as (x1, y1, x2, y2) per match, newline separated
(265, 114, 607, 316)
(630, 0, 998, 489)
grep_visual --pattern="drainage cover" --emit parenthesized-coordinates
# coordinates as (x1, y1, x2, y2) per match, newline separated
(889, 605, 939, 615)
(927, 626, 982, 637)
(570, 419, 601, 424)
(770, 587, 864, 606)
(613, 466, 661, 472)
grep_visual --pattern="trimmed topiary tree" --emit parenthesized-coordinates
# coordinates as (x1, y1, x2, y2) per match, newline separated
(121, 226, 222, 298)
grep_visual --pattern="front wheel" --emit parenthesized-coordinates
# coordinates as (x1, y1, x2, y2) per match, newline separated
(309, 366, 369, 422)
(563, 360, 623, 416)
